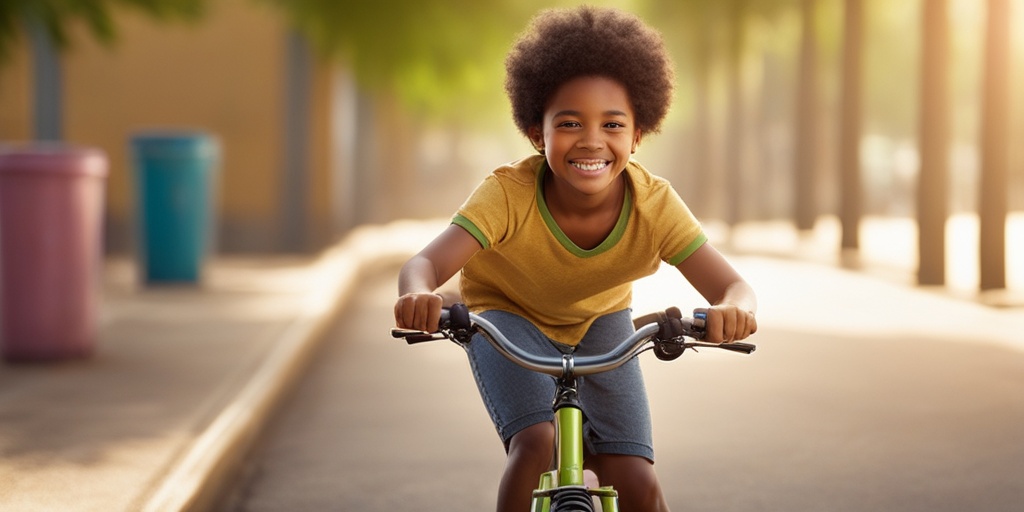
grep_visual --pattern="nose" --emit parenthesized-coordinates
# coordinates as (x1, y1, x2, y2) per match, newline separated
(576, 127, 604, 150)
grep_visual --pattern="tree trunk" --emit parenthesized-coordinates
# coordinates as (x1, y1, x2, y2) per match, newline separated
(28, 20, 62, 141)
(917, 0, 950, 285)
(328, 63, 360, 235)
(692, 65, 712, 217)
(723, 2, 746, 226)
(838, 0, 864, 252)
(690, 11, 716, 220)
(281, 30, 313, 252)
(794, 0, 819, 231)
(979, 0, 1009, 291)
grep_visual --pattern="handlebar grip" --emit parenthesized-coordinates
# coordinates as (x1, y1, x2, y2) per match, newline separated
(447, 303, 471, 331)
(691, 308, 708, 329)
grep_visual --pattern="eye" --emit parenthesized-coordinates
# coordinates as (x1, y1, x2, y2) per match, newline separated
(604, 122, 626, 129)
(558, 121, 581, 128)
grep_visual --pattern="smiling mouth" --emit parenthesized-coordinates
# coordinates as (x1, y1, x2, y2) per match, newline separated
(571, 160, 610, 172)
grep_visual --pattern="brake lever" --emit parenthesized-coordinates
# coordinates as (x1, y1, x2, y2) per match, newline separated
(686, 340, 757, 355)
(391, 328, 426, 338)
(389, 328, 447, 344)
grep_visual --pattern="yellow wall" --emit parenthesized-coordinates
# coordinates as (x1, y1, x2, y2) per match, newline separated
(0, 0, 336, 252)
(0, 41, 32, 142)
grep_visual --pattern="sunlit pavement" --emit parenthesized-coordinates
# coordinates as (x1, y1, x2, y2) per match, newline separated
(0, 254, 336, 512)
(725, 213, 1024, 307)
(224, 217, 1024, 512)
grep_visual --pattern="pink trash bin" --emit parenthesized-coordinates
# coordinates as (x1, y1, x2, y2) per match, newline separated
(0, 144, 108, 362)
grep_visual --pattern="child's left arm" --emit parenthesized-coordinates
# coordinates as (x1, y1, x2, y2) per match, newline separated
(675, 243, 758, 343)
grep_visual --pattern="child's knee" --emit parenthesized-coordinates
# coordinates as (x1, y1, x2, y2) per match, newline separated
(595, 456, 666, 510)
(591, 456, 659, 491)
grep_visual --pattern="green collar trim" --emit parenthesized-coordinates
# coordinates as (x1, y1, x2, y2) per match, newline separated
(535, 162, 632, 258)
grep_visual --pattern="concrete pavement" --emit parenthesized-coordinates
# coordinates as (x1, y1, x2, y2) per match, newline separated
(0, 216, 1020, 511)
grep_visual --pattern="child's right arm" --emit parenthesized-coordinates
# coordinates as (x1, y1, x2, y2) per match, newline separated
(395, 224, 482, 332)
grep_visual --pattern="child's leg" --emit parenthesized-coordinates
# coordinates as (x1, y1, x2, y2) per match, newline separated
(575, 309, 667, 508)
(464, 310, 566, 510)
(497, 421, 555, 512)
(587, 454, 669, 511)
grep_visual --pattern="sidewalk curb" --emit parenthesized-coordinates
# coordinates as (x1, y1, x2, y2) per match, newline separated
(136, 221, 437, 512)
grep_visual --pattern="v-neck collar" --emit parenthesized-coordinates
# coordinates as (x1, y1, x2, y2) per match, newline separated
(535, 162, 632, 258)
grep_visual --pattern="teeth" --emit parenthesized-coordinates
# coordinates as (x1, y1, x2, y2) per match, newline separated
(572, 161, 608, 172)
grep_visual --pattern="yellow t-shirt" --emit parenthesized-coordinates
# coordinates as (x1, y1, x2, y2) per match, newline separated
(452, 155, 706, 346)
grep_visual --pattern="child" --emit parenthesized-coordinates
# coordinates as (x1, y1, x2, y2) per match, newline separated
(394, 6, 757, 511)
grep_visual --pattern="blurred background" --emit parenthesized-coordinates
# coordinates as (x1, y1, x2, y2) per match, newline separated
(0, 0, 1021, 295)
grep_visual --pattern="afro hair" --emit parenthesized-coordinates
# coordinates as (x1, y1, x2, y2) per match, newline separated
(504, 5, 675, 137)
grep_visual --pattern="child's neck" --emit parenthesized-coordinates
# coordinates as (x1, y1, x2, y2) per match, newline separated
(543, 172, 626, 250)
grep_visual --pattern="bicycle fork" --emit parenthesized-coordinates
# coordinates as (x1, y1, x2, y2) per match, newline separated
(530, 376, 618, 512)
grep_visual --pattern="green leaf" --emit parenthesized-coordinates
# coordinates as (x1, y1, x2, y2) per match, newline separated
(0, 0, 205, 62)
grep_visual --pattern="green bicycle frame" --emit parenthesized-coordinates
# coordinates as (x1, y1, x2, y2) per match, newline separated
(529, 402, 618, 511)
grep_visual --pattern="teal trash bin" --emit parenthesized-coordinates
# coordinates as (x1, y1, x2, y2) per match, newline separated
(131, 132, 219, 284)
(0, 144, 108, 361)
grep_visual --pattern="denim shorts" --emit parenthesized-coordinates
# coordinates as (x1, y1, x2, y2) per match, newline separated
(465, 309, 655, 462)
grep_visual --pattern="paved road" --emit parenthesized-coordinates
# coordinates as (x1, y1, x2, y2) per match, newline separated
(224, 256, 1024, 512)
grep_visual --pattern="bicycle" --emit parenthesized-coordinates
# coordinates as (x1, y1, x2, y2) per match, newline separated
(391, 304, 756, 512)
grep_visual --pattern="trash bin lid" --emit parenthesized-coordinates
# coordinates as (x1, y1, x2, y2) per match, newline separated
(130, 131, 220, 160)
(0, 143, 108, 178)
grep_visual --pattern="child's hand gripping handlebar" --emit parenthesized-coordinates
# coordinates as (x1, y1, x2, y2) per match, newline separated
(390, 302, 473, 344)
(631, 306, 756, 359)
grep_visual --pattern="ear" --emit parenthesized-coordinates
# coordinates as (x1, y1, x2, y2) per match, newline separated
(631, 130, 643, 154)
(527, 125, 544, 153)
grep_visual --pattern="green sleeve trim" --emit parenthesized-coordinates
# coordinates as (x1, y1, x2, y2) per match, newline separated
(452, 214, 490, 249)
(667, 232, 708, 266)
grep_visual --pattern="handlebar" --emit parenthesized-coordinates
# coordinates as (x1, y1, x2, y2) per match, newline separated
(390, 304, 755, 378)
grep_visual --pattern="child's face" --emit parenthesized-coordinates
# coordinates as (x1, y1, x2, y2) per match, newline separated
(529, 75, 641, 199)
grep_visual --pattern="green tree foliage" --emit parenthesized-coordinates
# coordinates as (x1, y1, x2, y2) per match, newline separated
(261, 0, 545, 119)
(0, 0, 204, 60)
